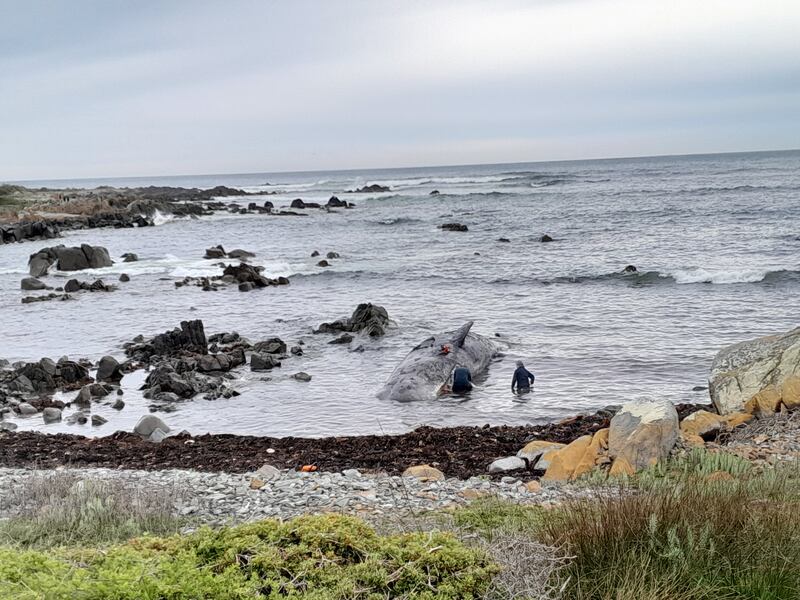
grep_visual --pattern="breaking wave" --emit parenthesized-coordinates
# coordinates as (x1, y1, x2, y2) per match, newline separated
(491, 268, 800, 286)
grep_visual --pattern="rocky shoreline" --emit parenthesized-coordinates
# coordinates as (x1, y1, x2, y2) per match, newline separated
(0, 183, 355, 244)
(0, 404, 705, 478)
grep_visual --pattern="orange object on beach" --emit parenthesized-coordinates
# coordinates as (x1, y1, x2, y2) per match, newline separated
(439, 344, 451, 355)
(300, 465, 318, 472)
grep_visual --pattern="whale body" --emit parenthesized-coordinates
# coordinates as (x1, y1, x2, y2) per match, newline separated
(377, 321, 496, 402)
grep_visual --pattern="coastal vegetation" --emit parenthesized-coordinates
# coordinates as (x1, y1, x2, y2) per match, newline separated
(1, 450, 798, 598)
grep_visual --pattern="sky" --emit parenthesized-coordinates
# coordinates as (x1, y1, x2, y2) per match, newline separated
(2, 0, 799, 180)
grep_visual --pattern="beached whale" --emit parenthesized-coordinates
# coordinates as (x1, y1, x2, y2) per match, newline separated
(377, 321, 496, 402)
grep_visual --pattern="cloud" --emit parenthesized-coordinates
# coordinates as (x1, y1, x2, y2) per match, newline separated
(1, 0, 799, 180)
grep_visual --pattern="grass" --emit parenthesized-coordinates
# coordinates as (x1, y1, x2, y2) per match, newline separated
(0, 472, 183, 548)
(455, 450, 800, 600)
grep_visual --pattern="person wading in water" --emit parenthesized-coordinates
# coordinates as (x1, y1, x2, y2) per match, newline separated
(511, 360, 535, 394)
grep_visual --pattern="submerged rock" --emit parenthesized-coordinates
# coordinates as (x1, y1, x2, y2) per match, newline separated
(439, 223, 468, 232)
(20, 277, 47, 291)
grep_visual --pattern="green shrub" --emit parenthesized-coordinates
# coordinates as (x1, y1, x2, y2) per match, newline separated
(0, 514, 496, 599)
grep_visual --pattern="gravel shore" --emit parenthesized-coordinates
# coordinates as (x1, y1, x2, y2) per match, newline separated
(0, 465, 598, 525)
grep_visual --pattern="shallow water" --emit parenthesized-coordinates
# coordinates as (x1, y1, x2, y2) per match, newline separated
(2, 150, 799, 437)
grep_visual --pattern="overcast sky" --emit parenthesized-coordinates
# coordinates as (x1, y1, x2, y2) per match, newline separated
(2, 0, 799, 180)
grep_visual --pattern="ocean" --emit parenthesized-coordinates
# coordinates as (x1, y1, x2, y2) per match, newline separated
(2, 150, 798, 437)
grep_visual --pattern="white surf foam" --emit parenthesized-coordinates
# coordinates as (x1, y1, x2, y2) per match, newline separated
(670, 267, 770, 285)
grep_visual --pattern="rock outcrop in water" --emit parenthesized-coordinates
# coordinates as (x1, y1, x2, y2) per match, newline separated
(315, 304, 391, 338)
(347, 184, 390, 193)
(709, 327, 800, 416)
(28, 244, 113, 276)
(440, 223, 468, 232)
(122, 321, 256, 406)
(125, 320, 209, 364)
(175, 263, 289, 293)
(63, 278, 116, 293)
(0, 221, 60, 244)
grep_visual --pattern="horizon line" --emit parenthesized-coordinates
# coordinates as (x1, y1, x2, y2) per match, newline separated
(6, 146, 799, 186)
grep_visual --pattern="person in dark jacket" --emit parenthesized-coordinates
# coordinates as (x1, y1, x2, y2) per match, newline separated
(451, 366, 473, 394)
(511, 360, 535, 393)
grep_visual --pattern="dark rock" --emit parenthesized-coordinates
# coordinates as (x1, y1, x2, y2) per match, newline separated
(263, 200, 274, 210)
(119, 273, 130, 282)
(21, 293, 71, 304)
(61, 278, 80, 294)
(21, 277, 47, 291)
(28, 256, 51, 278)
(228, 249, 255, 259)
(28, 244, 113, 275)
(429, 190, 440, 196)
(292, 372, 312, 382)
(326, 251, 340, 259)
(317, 260, 330, 267)
(290, 198, 306, 209)
(112, 398, 125, 410)
(204, 245, 226, 259)
(238, 282, 255, 292)
(251, 353, 281, 371)
(348, 184, 390, 193)
(497, 238, 510, 243)
(91, 415, 108, 426)
(327, 196, 348, 208)
(541, 234, 554, 243)
(622, 265, 638, 273)
(96, 356, 123, 382)
(253, 338, 286, 355)
(316, 303, 390, 337)
(330, 333, 354, 345)
(63, 278, 115, 293)
(126, 320, 208, 363)
(290, 345, 303, 356)
(121, 253, 138, 262)
(196, 349, 245, 373)
(440, 223, 468, 232)
(311, 250, 320, 257)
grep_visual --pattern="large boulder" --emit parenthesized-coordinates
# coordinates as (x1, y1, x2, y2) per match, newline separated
(28, 244, 113, 275)
(541, 429, 608, 482)
(608, 399, 679, 472)
(316, 303, 390, 338)
(133, 415, 170, 442)
(709, 327, 800, 415)
(96, 355, 123, 382)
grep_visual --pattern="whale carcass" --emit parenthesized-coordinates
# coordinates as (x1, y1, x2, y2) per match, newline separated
(377, 321, 496, 402)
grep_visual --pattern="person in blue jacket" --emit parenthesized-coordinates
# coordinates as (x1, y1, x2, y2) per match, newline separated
(512, 360, 535, 393)
(451, 366, 473, 394)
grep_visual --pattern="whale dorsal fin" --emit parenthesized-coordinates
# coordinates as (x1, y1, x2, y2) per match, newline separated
(450, 321, 474, 348)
